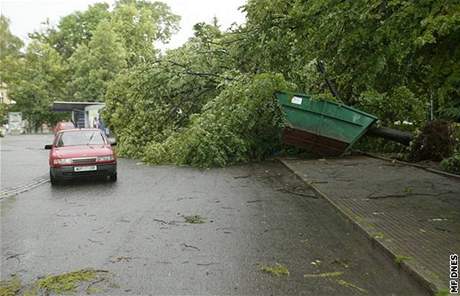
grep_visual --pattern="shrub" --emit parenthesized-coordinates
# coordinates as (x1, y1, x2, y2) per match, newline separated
(441, 153, 460, 174)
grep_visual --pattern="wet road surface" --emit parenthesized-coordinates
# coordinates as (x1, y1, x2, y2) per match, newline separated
(1, 134, 53, 189)
(1, 135, 428, 295)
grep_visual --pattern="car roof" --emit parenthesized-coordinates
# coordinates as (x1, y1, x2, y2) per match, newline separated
(57, 128, 101, 133)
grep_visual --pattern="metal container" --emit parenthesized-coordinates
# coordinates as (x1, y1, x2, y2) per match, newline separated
(275, 91, 378, 156)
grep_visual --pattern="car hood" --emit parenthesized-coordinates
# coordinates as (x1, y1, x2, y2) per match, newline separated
(54, 145, 113, 158)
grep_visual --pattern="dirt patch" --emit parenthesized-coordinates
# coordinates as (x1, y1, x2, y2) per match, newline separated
(409, 120, 455, 161)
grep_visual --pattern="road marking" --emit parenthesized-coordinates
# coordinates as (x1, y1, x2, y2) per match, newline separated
(0, 177, 49, 200)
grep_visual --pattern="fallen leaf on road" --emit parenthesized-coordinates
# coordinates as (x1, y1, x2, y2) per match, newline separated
(336, 279, 368, 293)
(110, 256, 132, 263)
(260, 263, 289, 277)
(184, 215, 206, 224)
(304, 271, 343, 278)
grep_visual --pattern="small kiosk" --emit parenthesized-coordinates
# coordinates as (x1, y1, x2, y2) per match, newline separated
(52, 101, 105, 128)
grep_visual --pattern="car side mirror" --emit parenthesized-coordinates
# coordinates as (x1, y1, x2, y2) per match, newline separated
(108, 138, 117, 146)
(44, 144, 53, 150)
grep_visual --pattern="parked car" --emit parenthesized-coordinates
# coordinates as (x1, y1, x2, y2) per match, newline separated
(45, 128, 117, 184)
(54, 121, 75, 134)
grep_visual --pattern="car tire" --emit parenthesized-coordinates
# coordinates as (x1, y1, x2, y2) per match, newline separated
(50, 170, 59, 185)
(109, 173, 117, 182)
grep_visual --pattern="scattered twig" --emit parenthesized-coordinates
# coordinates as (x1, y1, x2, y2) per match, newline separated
(88, 239, 103, 245)
(233, 175, 251, 179)
(197, 262, 219, 266)
(336, 279, 368, 293)
(277, 188, 318, 199)
(86, 277, 106, 293)
(181, 243, 200, 251)
(153, 219, 169, 224)
(110, 256, 132, 263)
(5, 253, 24, 263)
(247, 200, 263, 203)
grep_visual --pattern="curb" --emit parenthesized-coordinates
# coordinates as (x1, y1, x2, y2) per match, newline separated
(358, 151, 460, 180)
(278, 158, 440, 296)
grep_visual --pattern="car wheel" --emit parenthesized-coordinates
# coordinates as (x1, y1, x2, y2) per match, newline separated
(50, 170, 59, 185)
(109, 173, 117, 182)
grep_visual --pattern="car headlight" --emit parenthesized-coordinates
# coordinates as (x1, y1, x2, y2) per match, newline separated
(97, 155, 114, 162)
(54, 158, 73, 165)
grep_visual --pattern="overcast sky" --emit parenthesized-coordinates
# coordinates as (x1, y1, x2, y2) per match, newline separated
(0, 0, 247, 49)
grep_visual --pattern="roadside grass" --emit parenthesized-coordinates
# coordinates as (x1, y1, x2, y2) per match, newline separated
(260, 263, 290, 276)
(184, 215, 206, 224)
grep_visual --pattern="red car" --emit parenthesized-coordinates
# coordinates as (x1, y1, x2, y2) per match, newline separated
(45, 129, 117, 184)
(54, 121, 75, 134)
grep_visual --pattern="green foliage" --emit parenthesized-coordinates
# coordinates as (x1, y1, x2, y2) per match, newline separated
(68, 20, 127, 102)
(4, 0, 460, 165)
(0, 15, 23, 84)
(33, 3, 111, 59)
(111, 0, 180, 65)
(8, 40, 68, 130)
(358, 87, 426, 129)
(0, 15, 23, 57)
(3, 1, 179, 130)
(441, 152, 460, 174)
(238, 0, 460, 123)
(142, 73, 294, 167)
(103, 23, 231, 158)
(0, 103, 8, 121)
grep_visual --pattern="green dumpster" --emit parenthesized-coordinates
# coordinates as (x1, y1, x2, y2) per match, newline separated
(275, 91, 378, 156)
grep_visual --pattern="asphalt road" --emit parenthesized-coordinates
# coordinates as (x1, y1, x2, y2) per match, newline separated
(0, 135, 428, 295)
(1, 134, 53, 189)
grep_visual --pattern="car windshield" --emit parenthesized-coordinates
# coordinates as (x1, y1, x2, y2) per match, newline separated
(56, 130, 105, 147)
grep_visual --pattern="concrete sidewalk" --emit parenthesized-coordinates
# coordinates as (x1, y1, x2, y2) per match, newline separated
(280, 156, 460, 295)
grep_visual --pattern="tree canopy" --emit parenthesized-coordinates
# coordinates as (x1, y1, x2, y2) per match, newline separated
(2, 0, 459, 167)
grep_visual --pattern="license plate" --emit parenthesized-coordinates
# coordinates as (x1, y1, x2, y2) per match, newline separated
(74, 165, 97, 172)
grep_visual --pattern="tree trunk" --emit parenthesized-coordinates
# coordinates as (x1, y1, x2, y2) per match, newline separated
(367, 126, 413, 146)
